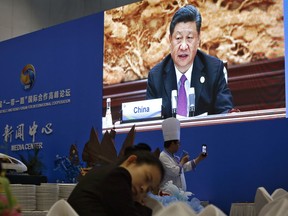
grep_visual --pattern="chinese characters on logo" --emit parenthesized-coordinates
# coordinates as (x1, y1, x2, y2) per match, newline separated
(2, 121, 53, 151)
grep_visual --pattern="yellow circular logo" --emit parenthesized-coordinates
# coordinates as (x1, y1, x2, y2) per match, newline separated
(20, 64, 36, 90)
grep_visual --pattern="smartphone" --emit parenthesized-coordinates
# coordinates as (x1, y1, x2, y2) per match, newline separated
(202, 144, 207, 156)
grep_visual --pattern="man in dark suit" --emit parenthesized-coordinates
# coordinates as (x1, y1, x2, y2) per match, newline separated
(146, 5, 234, 118)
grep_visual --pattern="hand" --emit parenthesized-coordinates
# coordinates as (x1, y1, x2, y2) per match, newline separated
(199, 152, 208, 159)
(180, 154, 189, 165)
(193, 152, 207, 165)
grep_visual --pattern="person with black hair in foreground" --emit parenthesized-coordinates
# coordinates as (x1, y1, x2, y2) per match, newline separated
(68, 145, 164, 216)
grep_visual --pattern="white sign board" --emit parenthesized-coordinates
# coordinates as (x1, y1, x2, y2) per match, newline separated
(121, 98, 162, 123)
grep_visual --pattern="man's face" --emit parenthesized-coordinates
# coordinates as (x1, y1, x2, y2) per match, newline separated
(169, 21, 200, 73)
(170, 140, 180, 154)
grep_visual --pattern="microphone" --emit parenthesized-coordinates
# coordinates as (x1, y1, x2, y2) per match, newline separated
(189, 87, 195, 117)
(171, 90, 177, 118)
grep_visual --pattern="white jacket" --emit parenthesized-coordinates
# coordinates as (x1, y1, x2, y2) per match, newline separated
(159, 150, 194, 191)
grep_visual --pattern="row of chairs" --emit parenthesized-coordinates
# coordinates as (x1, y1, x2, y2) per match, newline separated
(46, 187, 288, 216)
(230, 187, 288, 216)
(255, 187, 287, 216)
(146, 187, 288, 216)
(47, 199, 78, 216)
(46, 197, 226, 216)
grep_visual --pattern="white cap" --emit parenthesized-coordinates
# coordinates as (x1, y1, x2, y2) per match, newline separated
(162, 117, 180, 141)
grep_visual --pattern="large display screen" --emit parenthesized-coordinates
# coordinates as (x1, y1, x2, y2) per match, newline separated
(103, 0, 285, 123)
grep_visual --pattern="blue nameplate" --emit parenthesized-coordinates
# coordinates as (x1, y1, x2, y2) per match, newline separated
(121, 98, 162, 123)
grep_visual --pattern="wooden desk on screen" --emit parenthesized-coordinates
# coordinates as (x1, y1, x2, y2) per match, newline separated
(103, 108, 286, 134)
(103, 57, 285, 124)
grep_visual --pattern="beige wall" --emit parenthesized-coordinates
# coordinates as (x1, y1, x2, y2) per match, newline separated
(0, 0, 141, 42)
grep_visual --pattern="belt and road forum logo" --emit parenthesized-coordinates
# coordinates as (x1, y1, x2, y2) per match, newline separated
(20, 64, 36, 90)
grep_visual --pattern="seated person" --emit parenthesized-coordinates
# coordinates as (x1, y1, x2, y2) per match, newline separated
(68, 146, 164, 216)
(146, 5, 234, 118)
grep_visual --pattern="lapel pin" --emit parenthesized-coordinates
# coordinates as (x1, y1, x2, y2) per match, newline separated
(200, 76, 205, 84)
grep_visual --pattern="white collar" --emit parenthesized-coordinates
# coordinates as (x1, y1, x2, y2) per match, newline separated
(175, 64, 193, 86)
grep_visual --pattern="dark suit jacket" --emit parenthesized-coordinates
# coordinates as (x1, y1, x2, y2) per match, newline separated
(68, 165, 151, 216)
(146, 50, 234, 118)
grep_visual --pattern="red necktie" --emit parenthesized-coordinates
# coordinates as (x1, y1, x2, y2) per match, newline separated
(177, 75, 187, 116)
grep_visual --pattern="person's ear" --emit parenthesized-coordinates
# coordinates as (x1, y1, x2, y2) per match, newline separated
(126, 155, 137, 165)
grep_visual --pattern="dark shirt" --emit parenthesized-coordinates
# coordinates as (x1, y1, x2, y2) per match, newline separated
(68, 165, 152, 216)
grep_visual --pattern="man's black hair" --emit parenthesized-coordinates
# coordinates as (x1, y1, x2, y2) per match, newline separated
(169, 5, 202, 35)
